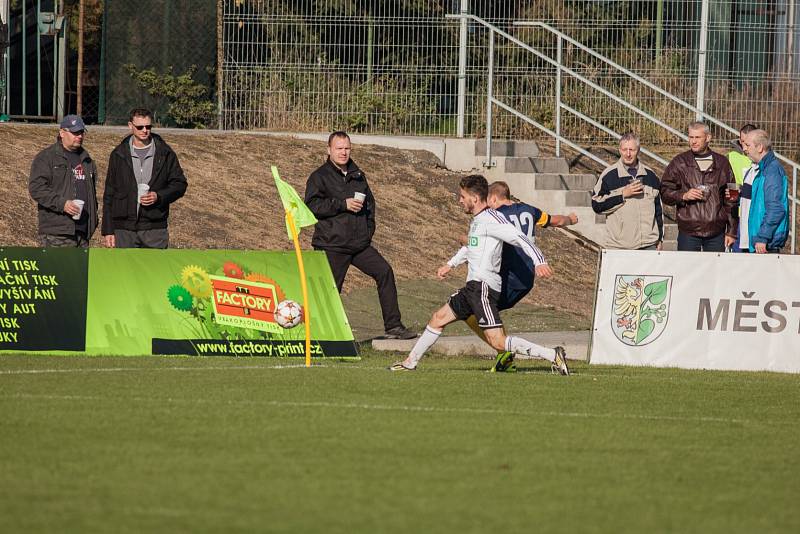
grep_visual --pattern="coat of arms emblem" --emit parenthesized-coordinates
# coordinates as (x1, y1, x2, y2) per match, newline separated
(612, 275, 672, 346)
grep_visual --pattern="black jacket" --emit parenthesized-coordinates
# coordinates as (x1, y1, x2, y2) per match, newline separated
(28, 140, 99, 237)
(304, 158, 375, 254)
(102, 133, 187, 235)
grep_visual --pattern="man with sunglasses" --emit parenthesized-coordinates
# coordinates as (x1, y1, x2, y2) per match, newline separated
(28, 114, 99, 247)
(102, 108, 187, 248)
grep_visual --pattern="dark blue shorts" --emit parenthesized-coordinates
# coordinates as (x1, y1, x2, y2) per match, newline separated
(497, 285, 532, 311)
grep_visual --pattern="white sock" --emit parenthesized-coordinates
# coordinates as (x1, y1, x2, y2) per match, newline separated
(505, 335, 556, 362)
(403, 326, 442, 368)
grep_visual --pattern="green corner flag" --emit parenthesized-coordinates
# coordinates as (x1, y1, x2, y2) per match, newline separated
(272, 166, 317, 239)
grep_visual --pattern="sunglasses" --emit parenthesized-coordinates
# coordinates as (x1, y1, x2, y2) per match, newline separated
(133, 124, 153, 131)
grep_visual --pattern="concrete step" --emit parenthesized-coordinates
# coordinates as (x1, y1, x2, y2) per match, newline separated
(479, 152, 678, 251)
(372, 330, 591, 360)
(486, 156, 607, 246)
(516, 189, 569, 209)
(474, 139, 540, 158)
(532, 173, 598, 190)
(505, 157, 569, 174)
(565, 190, 592, 207)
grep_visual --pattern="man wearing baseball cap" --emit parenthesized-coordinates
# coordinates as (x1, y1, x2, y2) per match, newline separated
(28, 115, 99, 247)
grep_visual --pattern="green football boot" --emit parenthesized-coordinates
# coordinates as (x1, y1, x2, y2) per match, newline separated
(490, 351, 516, 373)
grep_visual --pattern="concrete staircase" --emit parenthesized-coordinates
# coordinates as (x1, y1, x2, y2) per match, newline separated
(476, 140, 678, 250)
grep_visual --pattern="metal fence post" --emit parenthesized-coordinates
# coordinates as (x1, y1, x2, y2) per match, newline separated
(76, 0, 84, 116)
(794, 166, 797, 254)
(1, 0, 8, 117)
(37, 0, 42, 115)
(56, 7, 66, 120)
(484, 28, 494, 167)
(98, 0, 106, 123)
(696, 0, 709, 121)
(555, 34, 562, 158)
(456, 0, 468, 138)
(789, 0, 796, 76)
(216, 0, 222, 129)
(21, 0, 25, 115)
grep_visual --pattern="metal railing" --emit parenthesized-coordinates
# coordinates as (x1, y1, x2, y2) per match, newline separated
(446, 12, 799, 254)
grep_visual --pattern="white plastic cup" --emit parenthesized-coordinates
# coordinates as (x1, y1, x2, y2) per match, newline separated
(72, 199, 85, 220)
(137, 183, 150, 203)
(353, 192, 366, 202)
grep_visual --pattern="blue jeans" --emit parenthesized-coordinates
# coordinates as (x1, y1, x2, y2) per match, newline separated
(677, 232, 725, 252)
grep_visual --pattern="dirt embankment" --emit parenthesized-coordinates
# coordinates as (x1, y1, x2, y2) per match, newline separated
(0, 124, 598, 319)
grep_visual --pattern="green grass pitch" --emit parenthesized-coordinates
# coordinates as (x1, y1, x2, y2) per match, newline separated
(1, 350, 798, 533)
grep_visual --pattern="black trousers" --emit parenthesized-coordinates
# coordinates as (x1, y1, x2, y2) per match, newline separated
(114, 228, 169, 249)
(320, 245, 403, 331)
(677, 231, 725, 252)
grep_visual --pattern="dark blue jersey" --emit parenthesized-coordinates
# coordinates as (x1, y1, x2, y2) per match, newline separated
(496, 202, 551, 308)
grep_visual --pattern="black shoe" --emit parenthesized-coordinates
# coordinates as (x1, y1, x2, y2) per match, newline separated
(384, 326, 417, 339)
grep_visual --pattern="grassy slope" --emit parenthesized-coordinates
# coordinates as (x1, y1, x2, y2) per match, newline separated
(0, 353, 798, 533)
(0, 124, 598, 335)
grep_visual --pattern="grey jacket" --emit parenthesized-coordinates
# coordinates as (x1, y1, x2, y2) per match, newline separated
(28, 141, 99, 238)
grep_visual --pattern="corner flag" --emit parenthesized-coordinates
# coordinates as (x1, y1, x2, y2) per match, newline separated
(271, 165, 316, 367)
(271, 166, 317, 239)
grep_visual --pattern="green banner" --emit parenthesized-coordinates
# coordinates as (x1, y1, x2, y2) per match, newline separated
(0, 248, 357, 358)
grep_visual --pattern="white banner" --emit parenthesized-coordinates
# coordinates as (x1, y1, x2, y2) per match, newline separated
(589, 250, 800, 373)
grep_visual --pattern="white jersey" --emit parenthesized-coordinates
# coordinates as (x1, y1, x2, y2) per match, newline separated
(447, 208, 547, 292)
(738, 163, 758, 249)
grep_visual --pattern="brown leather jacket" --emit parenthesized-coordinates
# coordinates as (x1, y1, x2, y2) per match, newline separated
(660, 150, 736, 237)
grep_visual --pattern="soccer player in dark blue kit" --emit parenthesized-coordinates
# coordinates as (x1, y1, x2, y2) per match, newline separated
(466, 181, 578, 372)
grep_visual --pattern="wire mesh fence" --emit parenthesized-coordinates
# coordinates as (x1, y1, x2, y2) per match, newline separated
(220, 1, 800, 154)
(220, 1, 533, 133)
(518, 0, 800, 155)
(103, 0, 216, 125)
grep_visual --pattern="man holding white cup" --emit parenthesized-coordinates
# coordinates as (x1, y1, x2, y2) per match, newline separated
(304, 131, 416, 340)
(28, 114, 98, 247)
(660, 121, 737, 251)
(591, 132, 663, 250)
(102, 108, 187, 248)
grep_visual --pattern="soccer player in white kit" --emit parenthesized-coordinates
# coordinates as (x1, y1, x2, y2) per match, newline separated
(390, 175, 570, 375)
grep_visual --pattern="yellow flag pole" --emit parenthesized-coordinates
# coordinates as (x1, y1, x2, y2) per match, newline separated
(286, 210, 312, 367)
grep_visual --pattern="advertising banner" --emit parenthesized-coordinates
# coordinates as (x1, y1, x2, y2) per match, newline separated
(0, 247, 357, 358)
(590, 250, 800, 373)
(0, 248, 89, 351)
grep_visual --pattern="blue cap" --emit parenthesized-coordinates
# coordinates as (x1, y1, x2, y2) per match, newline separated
(59, 115, 86, 133)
